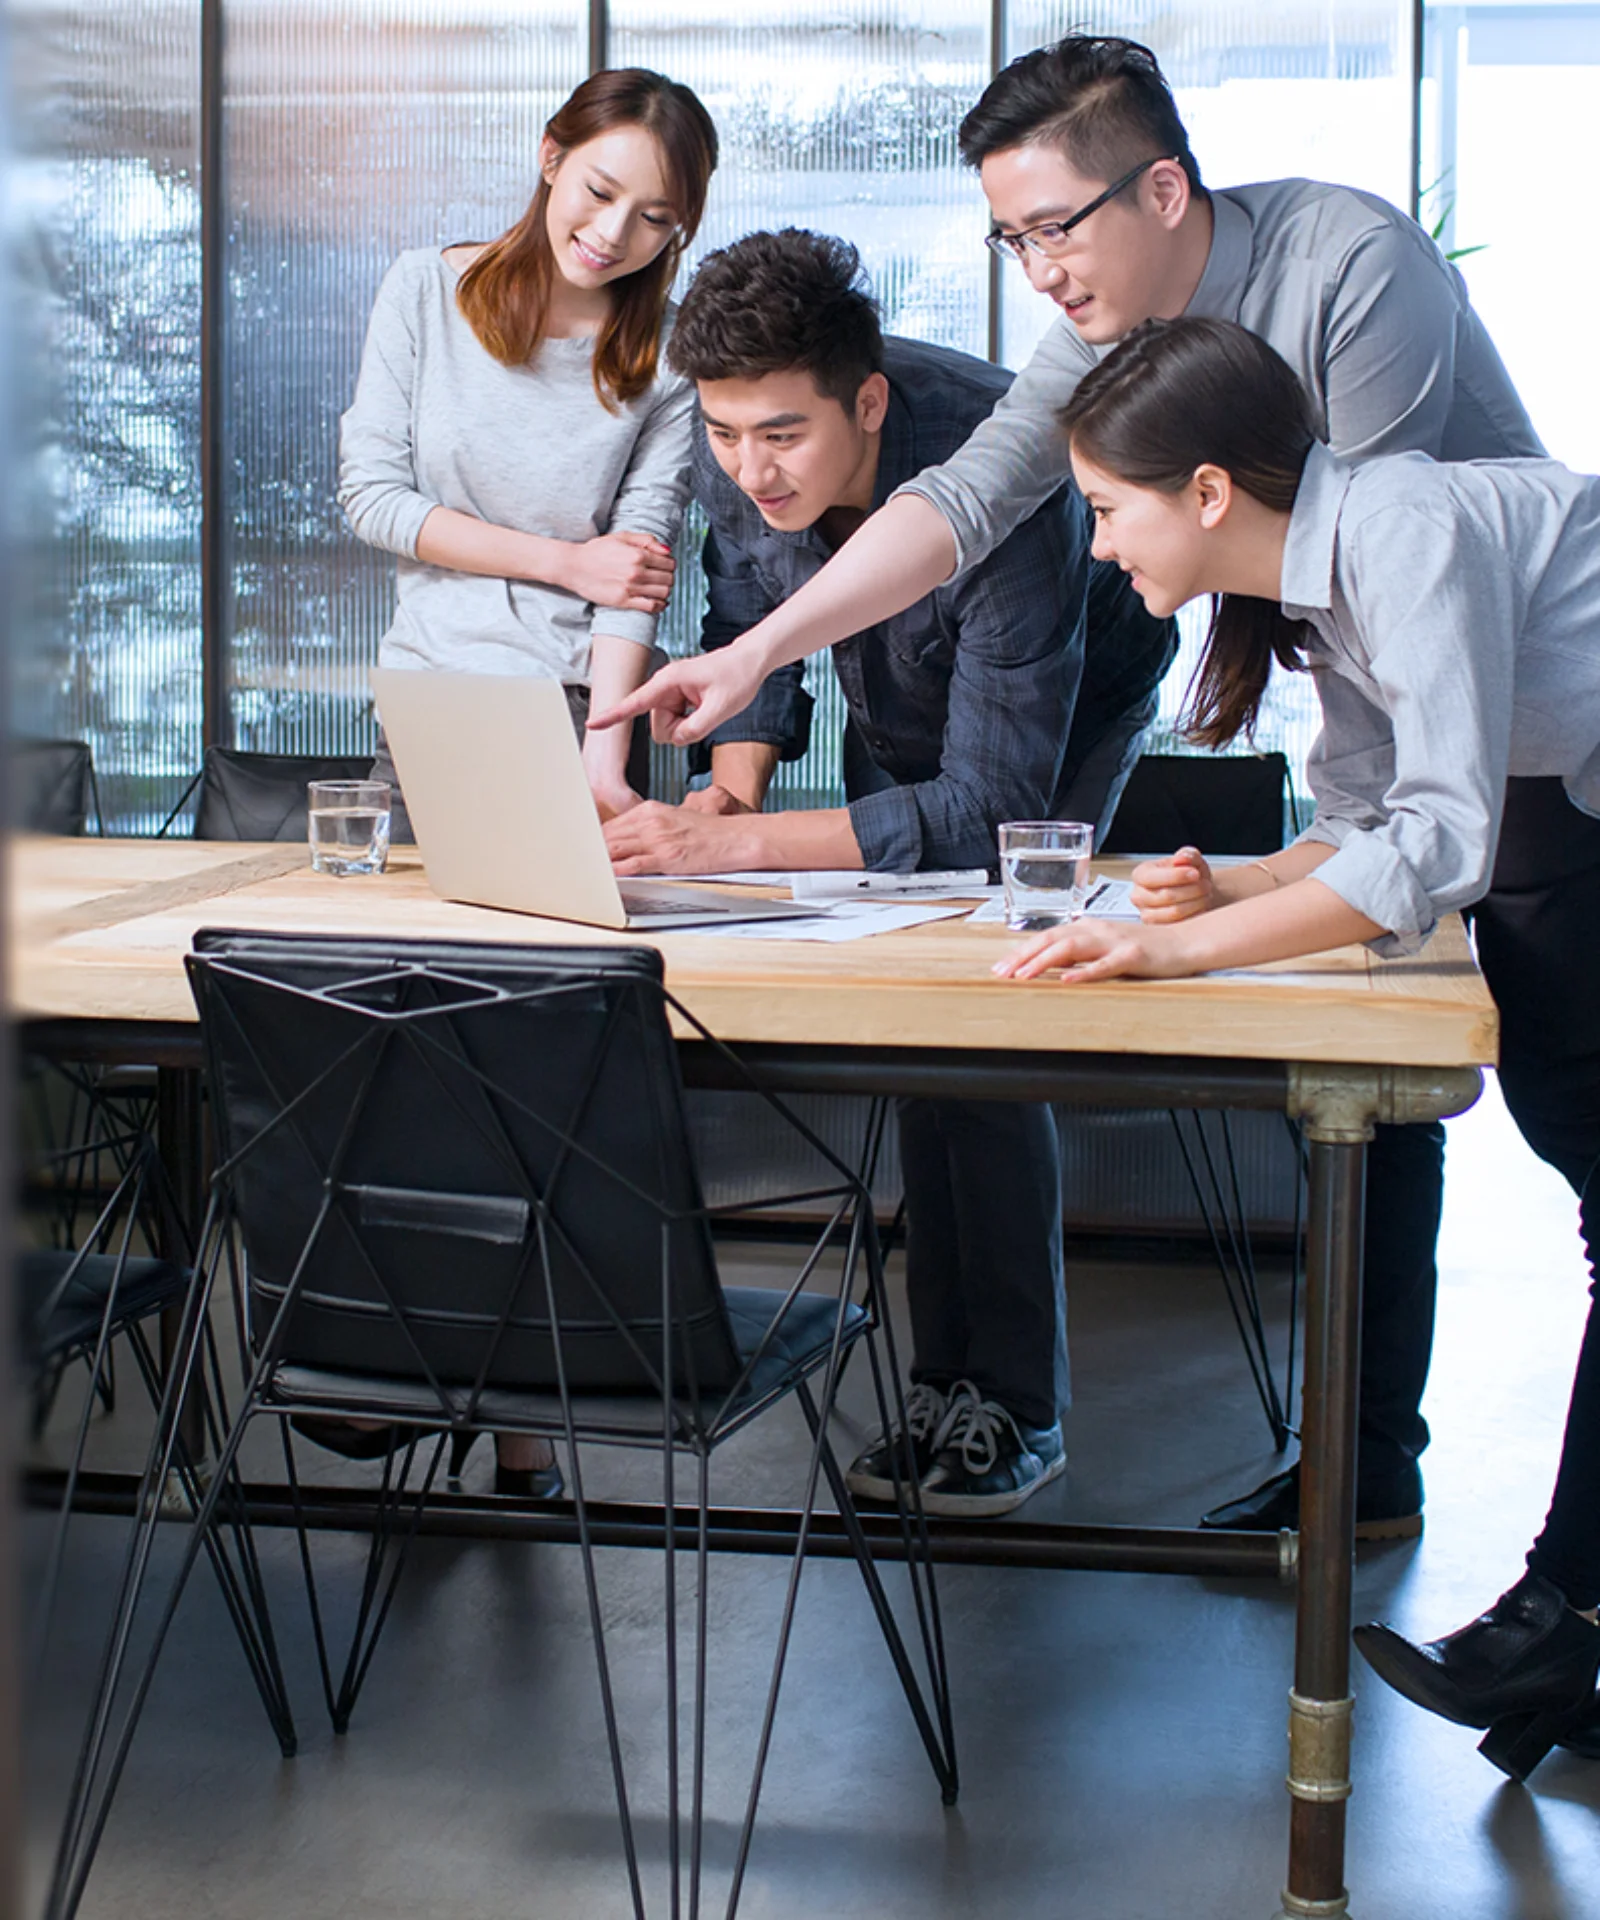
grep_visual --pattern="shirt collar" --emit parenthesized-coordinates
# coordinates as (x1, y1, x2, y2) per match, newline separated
(1184, 191, 1251, 323)
(1280, 440, 1353, 616)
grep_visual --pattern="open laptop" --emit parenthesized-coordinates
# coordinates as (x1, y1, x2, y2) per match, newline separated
(370, 669, 810, 931)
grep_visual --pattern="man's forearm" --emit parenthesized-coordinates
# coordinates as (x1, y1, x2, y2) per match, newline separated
(734, 494, 958, 676)
(708, 741, 781, 811)
(742, 807, 864, 872)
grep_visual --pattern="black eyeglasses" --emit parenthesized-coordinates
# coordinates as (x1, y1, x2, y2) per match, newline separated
(984, 156, 1175, 264)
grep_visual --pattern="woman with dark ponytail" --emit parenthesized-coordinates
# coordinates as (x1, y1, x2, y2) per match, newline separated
(996, 313, 1600, 1782)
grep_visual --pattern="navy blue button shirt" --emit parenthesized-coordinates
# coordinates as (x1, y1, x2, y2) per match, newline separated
(692, 336, 1174, 872)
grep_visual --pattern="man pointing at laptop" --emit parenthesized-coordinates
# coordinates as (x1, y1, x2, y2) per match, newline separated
(596, 33, 1546, 1547)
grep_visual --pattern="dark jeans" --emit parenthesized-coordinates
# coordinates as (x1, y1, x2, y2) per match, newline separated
(897, 1096, 1069, 1430)
(1469, 778, 1600, 1607)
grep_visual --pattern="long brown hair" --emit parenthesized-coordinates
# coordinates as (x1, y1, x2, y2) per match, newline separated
(456, 69, 718, 409)
(1060, 316, 1315, 747)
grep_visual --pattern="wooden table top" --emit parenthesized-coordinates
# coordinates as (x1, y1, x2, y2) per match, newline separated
(7, 836, 1498, 1069)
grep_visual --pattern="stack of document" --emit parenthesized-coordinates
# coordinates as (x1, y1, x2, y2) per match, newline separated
(672, 868, 992, 942)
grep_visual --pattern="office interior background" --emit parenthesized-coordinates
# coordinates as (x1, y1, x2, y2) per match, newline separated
(14, 0, 1600, 832)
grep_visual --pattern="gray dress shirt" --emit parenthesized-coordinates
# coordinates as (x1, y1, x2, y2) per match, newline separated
(900, 179, 1544, 574)
(1285, 441, 1600, 954)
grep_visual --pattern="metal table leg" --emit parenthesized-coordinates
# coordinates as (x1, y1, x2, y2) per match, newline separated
(1276, 1066, 1481, 1920)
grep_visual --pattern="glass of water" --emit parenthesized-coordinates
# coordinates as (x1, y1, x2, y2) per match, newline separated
(999, 820, 1094, 931)
(308, 781, 392, 876)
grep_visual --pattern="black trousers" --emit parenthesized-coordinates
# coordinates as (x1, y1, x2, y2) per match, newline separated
(1474, 779, 1600, 1606)
(1359, 779, 1600, 1601)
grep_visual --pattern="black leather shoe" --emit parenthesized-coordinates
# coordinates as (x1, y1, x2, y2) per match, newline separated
(1199, 1460, 1423, 1541)
(1557, 1692, 1600, 1761)
(1354, 1572, 1600, 1780)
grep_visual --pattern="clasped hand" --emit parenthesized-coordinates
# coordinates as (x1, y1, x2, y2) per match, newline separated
(564, 531, 675, 613)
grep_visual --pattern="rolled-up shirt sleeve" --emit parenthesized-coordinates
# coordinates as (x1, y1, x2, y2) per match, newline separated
(847, 504, 1081, 872)
(891, 319, 1090, 579)
(1296, 504, 1517, 955)
(591, 367, 697, 650)
(338, 259, 436, 559)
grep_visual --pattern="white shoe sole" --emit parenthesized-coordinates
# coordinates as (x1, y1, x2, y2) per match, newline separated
(918, 1446, 1067, 1518)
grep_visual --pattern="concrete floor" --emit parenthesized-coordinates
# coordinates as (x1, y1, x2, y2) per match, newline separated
(20, 1079, 1600, 1920)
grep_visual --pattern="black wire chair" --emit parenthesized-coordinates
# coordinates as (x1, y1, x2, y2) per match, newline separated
(53, 931, 957, 1920)
(28, 1131, 298, 1920)
(1099, 750, 1303, 1449)
(158, 746, 379, 840)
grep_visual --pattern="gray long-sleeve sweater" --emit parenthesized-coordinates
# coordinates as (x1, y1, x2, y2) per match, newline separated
(338, 247, 694, 683)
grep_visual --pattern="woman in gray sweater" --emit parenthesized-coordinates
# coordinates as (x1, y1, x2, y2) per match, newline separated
(324, 70, 716, 1495)
(340, 67, 718, 821)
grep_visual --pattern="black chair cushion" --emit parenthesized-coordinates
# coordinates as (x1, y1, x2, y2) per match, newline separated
(19, 1249, 185, 1369)
(193, 749, 378, 842)
(267, 1287, 868, 1442)
(1098, 752, 1290, 857)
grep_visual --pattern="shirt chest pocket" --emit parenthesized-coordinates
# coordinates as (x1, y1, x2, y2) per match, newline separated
(884, 603, 955, 674)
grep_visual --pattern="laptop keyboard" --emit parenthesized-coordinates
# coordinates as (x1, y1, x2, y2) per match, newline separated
(619, 881, 750, 917)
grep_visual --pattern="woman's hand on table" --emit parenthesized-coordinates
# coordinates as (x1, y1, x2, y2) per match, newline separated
(562, 531, 675, 612)
(993, 918, 1202, 985)
(1130, 846, 1216, 922)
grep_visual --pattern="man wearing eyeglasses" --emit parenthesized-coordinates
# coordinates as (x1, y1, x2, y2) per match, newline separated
(595, 37, 1544, 1544)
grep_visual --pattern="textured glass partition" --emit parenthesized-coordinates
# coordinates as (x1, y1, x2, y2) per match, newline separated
(612, 0, 993, 806)
(11, 2, 202, 829)
(225, 1, 586, 757)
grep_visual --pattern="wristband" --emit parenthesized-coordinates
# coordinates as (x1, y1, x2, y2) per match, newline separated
(1250, 861, 1280, 889)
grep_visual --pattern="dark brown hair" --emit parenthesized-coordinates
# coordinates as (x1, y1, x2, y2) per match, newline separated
(1060, 317, 1315, 747)
(667, 230, 883, 408)
(958, 36, 1204, 198)
(456, 69, 718, 409)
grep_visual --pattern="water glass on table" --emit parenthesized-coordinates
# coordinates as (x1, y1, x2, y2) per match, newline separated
(308, 780, 391, 876)
(999, 820, 1094, 930)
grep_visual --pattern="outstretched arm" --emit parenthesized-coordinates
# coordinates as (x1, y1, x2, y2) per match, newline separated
(589, 493, 958, 745)
(995, 848, 1382, 984)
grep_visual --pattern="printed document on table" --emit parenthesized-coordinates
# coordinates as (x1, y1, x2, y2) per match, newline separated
(967, 876, 1143, 925)
(673, 901, 972, 942)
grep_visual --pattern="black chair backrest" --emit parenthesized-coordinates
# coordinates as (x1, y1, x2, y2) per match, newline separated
(12, 738, 95, 835)
(193, 748, 377, 842)
(185, 932, 740, 1399)
(1098, 752, 1290, 857)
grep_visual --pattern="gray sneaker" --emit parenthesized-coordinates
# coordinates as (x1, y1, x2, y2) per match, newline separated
(918, 1388, 1066, 1517)
(844, 1381, 963, 1503)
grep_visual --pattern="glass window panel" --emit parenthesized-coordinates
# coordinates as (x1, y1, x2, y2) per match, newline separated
(1004, 5, 1415, 809)
(225, 2, 586, 760)
(610, 0, 993, 807)
(1423, 1, 1600, 471)
(11, 1, 202, 830)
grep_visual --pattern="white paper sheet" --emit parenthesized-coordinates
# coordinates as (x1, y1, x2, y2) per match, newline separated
(671, 900, 972, 942)
(967, 875, 1142, 926)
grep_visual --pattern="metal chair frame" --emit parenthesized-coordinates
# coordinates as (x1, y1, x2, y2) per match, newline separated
(49, 936, 957, 1920)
